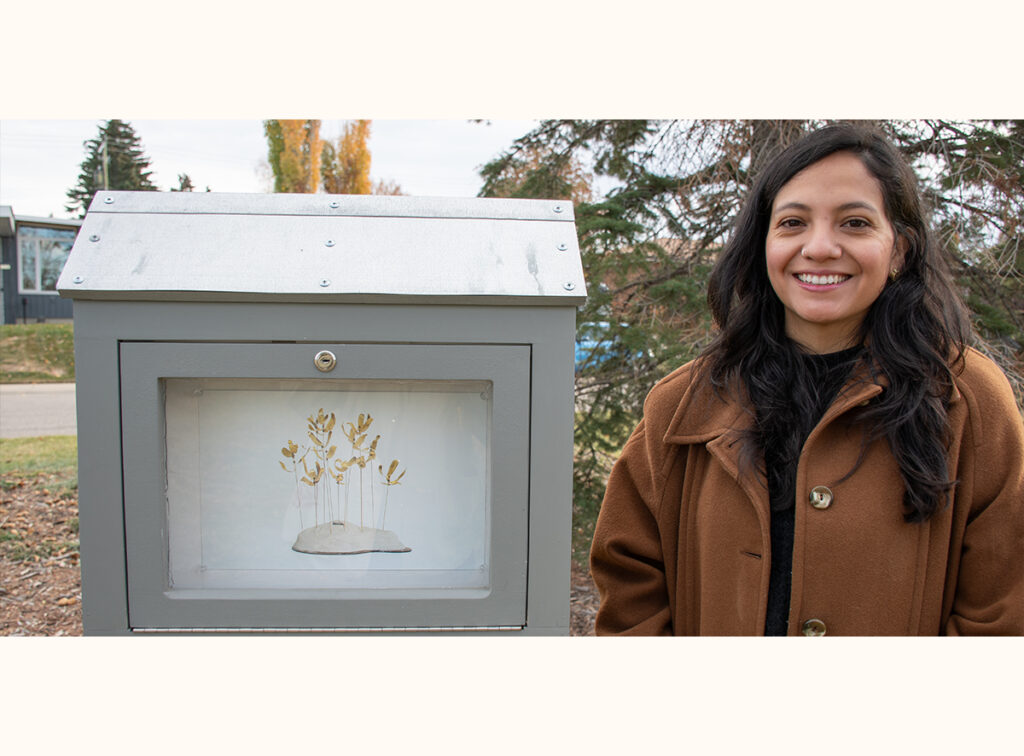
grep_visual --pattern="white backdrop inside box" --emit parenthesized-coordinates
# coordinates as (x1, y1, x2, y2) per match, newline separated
(164, 378, 491, 590)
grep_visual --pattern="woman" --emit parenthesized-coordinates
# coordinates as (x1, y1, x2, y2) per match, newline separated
(589, 124, 1024, 636)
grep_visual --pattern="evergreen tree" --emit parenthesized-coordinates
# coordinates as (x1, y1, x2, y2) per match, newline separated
(480, 119, 1024, 558)
(65, 119, 157, 217)
(171, 173, 196, 192)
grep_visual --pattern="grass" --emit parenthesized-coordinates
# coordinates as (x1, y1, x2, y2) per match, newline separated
(0, 436, 80, 562)
(0, 435, 78, 496)
(0, 323, 75, 383)
(2, 539, 80, 562)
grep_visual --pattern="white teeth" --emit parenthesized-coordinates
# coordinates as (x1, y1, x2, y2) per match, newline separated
(797, 273, 849, 285)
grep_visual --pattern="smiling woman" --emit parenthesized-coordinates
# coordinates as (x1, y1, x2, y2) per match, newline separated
(765, 152, 901, 353)
(590, 124, 1024, 636)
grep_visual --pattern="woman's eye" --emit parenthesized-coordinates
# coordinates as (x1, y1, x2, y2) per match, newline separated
(779, 218, 803, 228)
(844, 218, 870, 228)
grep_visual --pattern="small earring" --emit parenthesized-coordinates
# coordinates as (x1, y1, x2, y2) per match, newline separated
(889, 267, 899, 281)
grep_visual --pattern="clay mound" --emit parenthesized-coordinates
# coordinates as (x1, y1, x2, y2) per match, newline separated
(292, 522, 411, 555)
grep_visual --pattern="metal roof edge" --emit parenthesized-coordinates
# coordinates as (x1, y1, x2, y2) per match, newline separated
(56, 288, 588, 306)
(85, 191, 577, 222)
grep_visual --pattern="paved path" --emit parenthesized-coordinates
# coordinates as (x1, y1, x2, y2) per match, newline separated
(0, 383, 77, 438)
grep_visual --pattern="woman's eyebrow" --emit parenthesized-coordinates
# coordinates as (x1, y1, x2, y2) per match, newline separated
(772, 201, 810, 215)
(837, 201, 880, 213)
(772, 200, 879, 215)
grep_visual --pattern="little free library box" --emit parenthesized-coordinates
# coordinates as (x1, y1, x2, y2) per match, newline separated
(57, 191, 586, 635)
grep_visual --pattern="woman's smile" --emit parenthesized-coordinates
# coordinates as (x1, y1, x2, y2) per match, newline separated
(794, 272, 852, 287)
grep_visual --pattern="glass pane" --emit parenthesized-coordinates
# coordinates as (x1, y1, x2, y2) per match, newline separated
(19, 237, 37, 291)
(17, 226, 76, 292)
(40, 239, 73, 291)
(164, 378, 491, 591)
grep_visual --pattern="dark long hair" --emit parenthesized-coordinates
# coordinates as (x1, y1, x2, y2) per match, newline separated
(702, 124, 970, 521)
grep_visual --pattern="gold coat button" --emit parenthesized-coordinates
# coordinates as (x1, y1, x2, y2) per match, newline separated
(809, 485, 833, 509)
(802, 619, 827, 636)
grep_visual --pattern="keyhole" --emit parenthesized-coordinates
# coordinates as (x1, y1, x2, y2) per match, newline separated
(314, 350, 336, 372)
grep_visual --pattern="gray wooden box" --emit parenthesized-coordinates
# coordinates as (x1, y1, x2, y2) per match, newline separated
(57, 191, 585, 635)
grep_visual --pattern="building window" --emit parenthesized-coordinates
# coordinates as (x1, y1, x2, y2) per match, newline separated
(18, 226, 76, 293)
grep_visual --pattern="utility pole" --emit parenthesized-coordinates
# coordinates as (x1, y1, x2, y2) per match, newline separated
(101, 133, 110, 190)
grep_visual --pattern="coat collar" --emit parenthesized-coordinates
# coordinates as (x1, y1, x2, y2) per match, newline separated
(662, 360, 893, 447)
(661, 353, 963, 448)
(660, 360, 892, 521)
(659, 354, 963, 526)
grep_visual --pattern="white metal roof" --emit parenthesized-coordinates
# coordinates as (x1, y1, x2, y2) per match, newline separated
(57, 191, 587, 305)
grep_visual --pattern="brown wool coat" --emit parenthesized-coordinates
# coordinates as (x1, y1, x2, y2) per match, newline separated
(590, 348, 1024, 636)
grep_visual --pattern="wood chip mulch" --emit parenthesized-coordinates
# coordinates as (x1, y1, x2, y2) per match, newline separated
(1, 477, 599, 636)
(0, 475, 83, 636)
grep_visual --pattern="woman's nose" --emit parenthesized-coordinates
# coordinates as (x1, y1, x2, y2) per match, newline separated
(800, 226, 841, 260)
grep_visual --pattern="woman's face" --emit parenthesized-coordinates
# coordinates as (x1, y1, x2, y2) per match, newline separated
(765, 151, 901, 353)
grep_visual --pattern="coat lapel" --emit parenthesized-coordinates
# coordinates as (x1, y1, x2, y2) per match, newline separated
(662, 375, 769, 519)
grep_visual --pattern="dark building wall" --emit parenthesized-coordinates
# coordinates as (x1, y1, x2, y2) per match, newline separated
(7, 291, 74, 323)
(1, 222, 77, 324)
(1, 235, 19, 324)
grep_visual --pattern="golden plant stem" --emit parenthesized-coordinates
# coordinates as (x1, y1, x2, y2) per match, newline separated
(293, 467, 304, 531)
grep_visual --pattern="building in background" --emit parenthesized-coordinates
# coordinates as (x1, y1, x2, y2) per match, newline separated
(0, 206, 80, 324)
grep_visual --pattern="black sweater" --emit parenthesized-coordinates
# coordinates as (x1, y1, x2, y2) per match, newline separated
(763, 346, 862, 636)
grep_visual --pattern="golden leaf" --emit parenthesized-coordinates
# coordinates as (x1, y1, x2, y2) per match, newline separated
(393, 469, 406, 484)
(279, 461, 288, 471)
(326, 414, 336, 431)
(327, 445, 337, 459)
(387, 459, 399, 478)
(308, 432, 323, 447)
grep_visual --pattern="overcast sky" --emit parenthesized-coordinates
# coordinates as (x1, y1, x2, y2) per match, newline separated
(0, 119, 538, 219)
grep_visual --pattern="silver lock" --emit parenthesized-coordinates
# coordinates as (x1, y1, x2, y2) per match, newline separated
(313, 350, 337, 372)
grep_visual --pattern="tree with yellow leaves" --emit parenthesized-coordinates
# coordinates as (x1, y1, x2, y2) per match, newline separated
(263, 120, 323, 193)
(321, 120, 405, 196)
(265, 119, 404, 196)
(321, 120, 372, 194)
